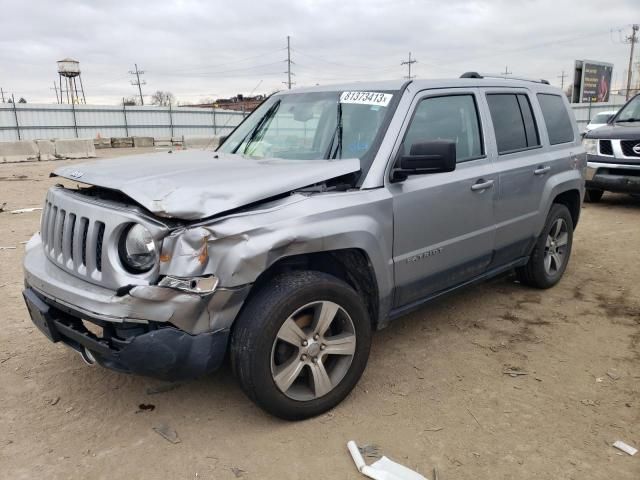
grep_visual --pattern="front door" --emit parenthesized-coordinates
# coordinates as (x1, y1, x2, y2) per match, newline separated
(389, 89, 497, 308)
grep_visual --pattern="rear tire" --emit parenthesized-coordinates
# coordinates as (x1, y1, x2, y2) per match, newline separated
(585, 189, 604, 203)
(517, 204, 573, 289)
(230, 271, 371, 420)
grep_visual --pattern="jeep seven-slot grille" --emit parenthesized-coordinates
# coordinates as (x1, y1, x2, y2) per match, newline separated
(599, 140, 613, 156)
(621, 140, 640, 157)
(41, 200, 105, 277)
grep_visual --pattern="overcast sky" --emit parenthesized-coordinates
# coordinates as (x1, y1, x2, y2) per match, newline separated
(1, 0, 638, 105)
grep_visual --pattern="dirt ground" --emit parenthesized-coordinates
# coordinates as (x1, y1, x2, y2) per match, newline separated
(0, 150, 638, 480)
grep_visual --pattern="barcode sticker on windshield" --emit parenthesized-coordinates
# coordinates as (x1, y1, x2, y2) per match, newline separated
(340, 91, 392, 106)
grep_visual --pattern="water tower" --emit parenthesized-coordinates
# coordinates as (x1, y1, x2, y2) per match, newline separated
(57, 58, 86, 104)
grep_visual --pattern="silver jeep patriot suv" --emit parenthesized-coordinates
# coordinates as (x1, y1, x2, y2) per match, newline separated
(23, 74, 586, 419)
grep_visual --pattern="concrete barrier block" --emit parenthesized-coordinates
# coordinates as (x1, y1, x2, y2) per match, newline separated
(133, 136, 154, 148)
(0, 140, 39, 163)
(154, 137, 172, 147)
(183, 136, 220, 149)
(111, 137, 134, 148)
(35, 139, 56, 161)
(54, 139, 96, 159)
(171, 137, 184, 146)
(94, 137, 112, 149)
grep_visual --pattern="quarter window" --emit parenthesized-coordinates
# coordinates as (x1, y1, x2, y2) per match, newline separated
(403, 94, 483, 162)
(537, 94, 575, 145)
(486, 93, 540, 154)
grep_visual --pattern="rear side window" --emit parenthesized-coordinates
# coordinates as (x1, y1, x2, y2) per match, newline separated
(486, 93, 540, 154)
(403, 94, 483, 162)
(537, 94, 574, 145)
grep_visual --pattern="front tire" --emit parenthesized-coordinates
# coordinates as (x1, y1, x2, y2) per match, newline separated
(230, 271, 371, 420)
(516, 204, 574, 289)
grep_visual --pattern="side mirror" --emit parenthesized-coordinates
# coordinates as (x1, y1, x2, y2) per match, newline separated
(392, 140, 456, 182)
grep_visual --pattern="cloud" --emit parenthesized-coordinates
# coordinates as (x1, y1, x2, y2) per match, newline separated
(0, 0, 637, 104)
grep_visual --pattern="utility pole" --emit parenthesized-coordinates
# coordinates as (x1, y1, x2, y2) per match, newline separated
(625, 24, 639, 100)
(129, 63, 146, 105)
(0, 87, 4, 103)
(502, 66, 512, 78)
(283, 36, 294, 90)
(401, 52, 417, 79)
(50, 81, 60, 103)
(558, 70, 567, 90)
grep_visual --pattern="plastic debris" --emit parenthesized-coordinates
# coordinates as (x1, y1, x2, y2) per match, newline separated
(348, 441, 427, 480)
(0, 246, 16, 250)
(612, 440, 637, 456)
(146, 383, 182, 395)
(10, 207, 42, 214)
(153, 423, 180, 444)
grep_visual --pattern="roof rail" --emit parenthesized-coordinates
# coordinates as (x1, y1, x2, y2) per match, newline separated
(460, 72, 550, 85)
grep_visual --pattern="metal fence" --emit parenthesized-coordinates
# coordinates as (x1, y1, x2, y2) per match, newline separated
(570, 101, 625, 129)
(0, 100, 628, 142)
(0, 103, 248, 142)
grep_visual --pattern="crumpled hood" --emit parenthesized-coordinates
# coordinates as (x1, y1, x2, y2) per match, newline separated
(53, 151, 360, 220)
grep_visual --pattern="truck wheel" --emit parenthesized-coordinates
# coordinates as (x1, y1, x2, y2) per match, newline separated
(585, 189, 603, 203)
(516, 204, 573, 289)
(230, 271, 371, 420)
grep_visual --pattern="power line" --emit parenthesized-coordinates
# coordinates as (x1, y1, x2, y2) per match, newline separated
(129, 63, 146, 105)
(625, 24, 639, 100)
(558, 70, 567, 90)
(284, 35, 295, 89)
(401, 52, 417, 79)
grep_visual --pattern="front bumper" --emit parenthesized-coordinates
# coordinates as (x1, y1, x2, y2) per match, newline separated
(586, 157, 640, 193)
(23, 287, 229, 380)
(23, 234, 251, 380)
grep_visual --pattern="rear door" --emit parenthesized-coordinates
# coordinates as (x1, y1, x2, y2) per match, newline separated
(479, 89, 551, 266)
(389, 89, 497, 307)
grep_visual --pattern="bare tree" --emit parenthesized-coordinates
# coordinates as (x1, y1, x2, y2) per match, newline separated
(150, 90, 175, 107)
(122, 96, 138, 106)
(18, 97, 27, 103)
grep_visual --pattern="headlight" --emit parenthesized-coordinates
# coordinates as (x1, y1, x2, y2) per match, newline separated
(582, 138, 597, 155)
(119, 224, 157, 273)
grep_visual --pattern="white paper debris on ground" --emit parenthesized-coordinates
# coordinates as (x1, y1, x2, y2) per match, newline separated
(613, 440, 637, 456)
(10, 207, 43, 214)
(347, 441, 427, 480)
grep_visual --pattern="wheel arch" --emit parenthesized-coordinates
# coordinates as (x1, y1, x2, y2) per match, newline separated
(244, 249, 384, 330)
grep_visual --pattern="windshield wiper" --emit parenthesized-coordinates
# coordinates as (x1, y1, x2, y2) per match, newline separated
(616, 118, 640, 123)
(325, 100, 343, 159)
(233, 100, 281, 154)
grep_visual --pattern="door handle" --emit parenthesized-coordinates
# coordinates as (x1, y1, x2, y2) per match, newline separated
(534, 165, 551, 175)
(471, 179, 494, 191)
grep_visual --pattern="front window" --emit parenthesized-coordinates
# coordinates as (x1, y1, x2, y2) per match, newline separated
(218, 90, 398, 161)
(615, 95, 640, 123)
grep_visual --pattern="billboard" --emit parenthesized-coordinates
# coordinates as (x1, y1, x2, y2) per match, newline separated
(572, 60, 614, 103)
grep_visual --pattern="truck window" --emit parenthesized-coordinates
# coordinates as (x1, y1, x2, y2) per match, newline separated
(403, 94, 483, 162)
(537, 94, 575, 145)
(486, 93, 540, 154)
